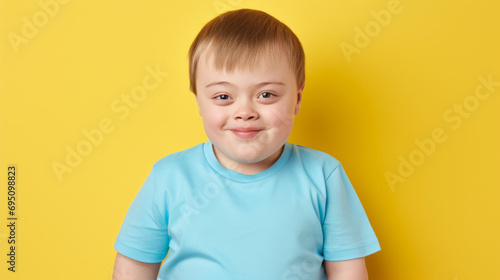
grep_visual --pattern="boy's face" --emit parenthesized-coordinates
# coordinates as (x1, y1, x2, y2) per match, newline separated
(195, 50, 303, 174)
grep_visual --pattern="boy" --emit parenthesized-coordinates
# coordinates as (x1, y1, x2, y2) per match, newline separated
(113, 8, 380, 280)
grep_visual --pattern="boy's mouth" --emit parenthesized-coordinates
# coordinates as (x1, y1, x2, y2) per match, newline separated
(229, 128, 262, 139)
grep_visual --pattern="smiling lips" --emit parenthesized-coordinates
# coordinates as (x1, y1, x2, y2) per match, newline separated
(229, 128, 262, 139)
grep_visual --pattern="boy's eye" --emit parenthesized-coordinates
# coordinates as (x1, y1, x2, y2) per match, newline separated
(215, 94, 230, 100)
(259, 92, 275, 99)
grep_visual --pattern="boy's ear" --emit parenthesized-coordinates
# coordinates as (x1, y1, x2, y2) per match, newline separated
(294, 83, 304, 115)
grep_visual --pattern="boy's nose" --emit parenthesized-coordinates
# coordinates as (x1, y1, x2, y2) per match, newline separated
(234, 102, 258, 120)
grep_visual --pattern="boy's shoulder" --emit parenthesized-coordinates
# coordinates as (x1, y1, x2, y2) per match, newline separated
(151, 143, 205, 172)
(292, 143, 340, 160)
(289, 143, 342, 174)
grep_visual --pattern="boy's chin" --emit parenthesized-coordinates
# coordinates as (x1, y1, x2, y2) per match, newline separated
(223, 146, 284, 165)
(222, 151, 267, 164)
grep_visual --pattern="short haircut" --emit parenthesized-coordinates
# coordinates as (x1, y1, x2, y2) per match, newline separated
(188, 8, 305, 95)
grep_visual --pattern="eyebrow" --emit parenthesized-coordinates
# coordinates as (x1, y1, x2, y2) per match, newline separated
(204, 81, 286, 89)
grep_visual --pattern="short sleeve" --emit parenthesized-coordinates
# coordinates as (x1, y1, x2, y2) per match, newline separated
(114, 167, 170, 263)
(322, 163, 381, 261)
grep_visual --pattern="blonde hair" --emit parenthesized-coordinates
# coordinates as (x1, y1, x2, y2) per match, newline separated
(188, 9, 305, 95)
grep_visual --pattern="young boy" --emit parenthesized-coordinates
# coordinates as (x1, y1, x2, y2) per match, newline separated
(113, 8, 380, 280)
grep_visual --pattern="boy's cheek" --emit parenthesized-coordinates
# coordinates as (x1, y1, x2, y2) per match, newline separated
(198, 103, 220, 119)
(269, 108, 295, 124)
(202, 112, 226, 129)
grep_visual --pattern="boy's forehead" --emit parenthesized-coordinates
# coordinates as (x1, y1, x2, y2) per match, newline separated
(197, 49, 294, 84)
(201, 47, 286, 69)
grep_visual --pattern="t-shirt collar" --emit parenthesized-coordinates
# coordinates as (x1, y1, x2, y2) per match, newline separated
(203, 141, 292, 183)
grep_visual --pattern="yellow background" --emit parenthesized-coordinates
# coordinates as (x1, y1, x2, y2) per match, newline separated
(1, 0, 499, 279)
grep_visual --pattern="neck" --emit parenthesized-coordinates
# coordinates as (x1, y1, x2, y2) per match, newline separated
(213, 145, 284, 175)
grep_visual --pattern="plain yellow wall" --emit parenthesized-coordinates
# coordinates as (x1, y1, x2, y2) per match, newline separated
(1, 0, 499, 279)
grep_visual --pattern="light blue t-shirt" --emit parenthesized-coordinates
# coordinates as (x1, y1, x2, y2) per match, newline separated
(114, 141, 381, 279)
